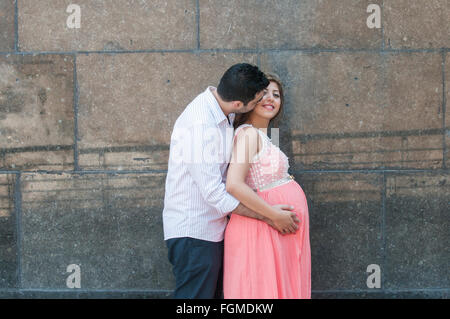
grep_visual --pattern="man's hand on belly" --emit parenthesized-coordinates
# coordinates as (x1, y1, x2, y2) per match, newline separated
(231, 203, 299, 234)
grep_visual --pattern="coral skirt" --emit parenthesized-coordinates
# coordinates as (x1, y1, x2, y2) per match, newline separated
(223, 180, 311, 299)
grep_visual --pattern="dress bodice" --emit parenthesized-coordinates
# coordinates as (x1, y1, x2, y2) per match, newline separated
(233, 124, 290, 191)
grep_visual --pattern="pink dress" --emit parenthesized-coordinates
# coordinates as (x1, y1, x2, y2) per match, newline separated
(223, 124, 311, 299)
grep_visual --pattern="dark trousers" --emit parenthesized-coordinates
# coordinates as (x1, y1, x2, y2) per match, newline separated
(166, 237, 224, 299)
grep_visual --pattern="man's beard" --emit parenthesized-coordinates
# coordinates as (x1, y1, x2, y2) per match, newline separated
(235, 104, 253, 114)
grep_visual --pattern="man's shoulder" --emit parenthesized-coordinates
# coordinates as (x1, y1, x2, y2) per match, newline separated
(175, 88, 215, 128)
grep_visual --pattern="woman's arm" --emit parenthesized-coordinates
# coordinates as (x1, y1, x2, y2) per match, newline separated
(226, 127, 298, 234)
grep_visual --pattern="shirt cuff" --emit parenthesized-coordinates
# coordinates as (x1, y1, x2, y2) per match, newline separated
(219, 193, 240, 216)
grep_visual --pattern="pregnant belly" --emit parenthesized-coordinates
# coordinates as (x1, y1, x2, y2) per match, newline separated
(226, 180, 308, 244)
(257, 180, 307, 208)
(227, 180, 308, 231)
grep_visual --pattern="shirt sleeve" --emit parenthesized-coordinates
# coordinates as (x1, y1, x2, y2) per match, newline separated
(184, 123, 240, 216)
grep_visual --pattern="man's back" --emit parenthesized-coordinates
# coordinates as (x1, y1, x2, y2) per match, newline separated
(162, 86, 239, 242)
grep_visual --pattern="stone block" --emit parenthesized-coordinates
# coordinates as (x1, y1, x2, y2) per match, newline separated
(385, 171, 449, 289)
(18, 0, 196, 51)
(77, 52, 257, 170)
(20, 172, 174, 290)
(312, 290, 449, 299)
(0, 289, 172, 298)
(200, 0, 382, 49)
(446, 53, 449, 166)
(384, 0, 450, 49)
(294, 172, 383, 290)
(0, 0, 15, 51)
(0, 54, 74, 171)
(0, 173, 17, 288)
(261, 52, 443, 170)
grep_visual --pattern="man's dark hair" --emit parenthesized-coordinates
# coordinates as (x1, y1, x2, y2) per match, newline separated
(217, 63, 269, 105)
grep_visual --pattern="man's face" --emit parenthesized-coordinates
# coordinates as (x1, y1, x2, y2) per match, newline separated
(235, 91, 265, 114)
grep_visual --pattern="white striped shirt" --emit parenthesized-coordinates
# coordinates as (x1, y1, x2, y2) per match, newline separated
(163, 86, 240, 242)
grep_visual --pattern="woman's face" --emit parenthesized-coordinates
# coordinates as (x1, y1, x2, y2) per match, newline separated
(251, 81, 281, 120)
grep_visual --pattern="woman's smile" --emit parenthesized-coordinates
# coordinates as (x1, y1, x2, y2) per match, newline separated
(262, 103, 275, 111)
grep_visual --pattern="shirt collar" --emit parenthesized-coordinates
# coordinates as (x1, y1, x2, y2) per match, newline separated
(206, 86, 235, 126)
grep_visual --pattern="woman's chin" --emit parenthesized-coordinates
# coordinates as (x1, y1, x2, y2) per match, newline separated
(264, 113, 278, 121)
(255, 111, 278, 121)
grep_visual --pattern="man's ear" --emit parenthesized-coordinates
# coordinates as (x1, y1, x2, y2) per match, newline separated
(231, 100, 244, 111)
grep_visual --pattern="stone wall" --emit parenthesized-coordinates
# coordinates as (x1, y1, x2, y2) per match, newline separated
(0, 0, 448, 298)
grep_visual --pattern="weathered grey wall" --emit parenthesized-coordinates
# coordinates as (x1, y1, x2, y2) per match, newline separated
(0, 0, 448, 298)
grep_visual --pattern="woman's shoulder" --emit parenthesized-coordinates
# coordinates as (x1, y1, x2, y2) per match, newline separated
(234, 123, 253, 133)
(231, 125, 261, 163)
(232, 124, 267, 160)
(234, 123, 260, 140)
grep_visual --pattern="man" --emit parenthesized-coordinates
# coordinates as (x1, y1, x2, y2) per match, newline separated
(163, 63, 299, 299)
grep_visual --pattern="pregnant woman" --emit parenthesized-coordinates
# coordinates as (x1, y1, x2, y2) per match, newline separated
(224, 73, 311, 299)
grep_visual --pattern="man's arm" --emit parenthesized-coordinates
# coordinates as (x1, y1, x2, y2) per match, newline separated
(231, 203, 299, 234)
(184, 124, 240, 216)
(231, 202, 267, 221)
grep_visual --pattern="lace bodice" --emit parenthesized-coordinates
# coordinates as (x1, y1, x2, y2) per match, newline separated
(233, 124, 290, 191)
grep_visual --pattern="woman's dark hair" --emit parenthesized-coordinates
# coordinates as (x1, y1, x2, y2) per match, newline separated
(217, 63, 269, 105)
(233, 72, 285, 130)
